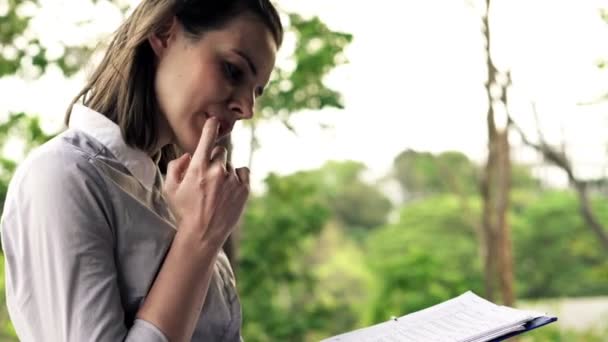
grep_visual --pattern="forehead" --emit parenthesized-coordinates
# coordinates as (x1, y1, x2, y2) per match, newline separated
(200, 14, 277, 77)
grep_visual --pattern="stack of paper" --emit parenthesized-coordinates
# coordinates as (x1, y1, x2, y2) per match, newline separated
(322, 291, 557, 342)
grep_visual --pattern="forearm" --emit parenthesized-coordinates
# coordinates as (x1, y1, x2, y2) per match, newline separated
(136, 226, 220, 342)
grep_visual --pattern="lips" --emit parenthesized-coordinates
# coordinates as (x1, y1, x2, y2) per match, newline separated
(204, 113, 232, 140)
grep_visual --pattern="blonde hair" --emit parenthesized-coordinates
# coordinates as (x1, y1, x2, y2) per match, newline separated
(67, 0, 283, 164)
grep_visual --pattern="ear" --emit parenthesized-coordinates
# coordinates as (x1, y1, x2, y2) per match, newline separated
(149, 16, 179, 58)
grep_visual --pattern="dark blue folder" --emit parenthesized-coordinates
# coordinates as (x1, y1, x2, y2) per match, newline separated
(489, 316, 558, 341)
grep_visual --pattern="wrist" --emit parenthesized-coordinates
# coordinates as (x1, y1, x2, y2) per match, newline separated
(175, 221, 224, 255)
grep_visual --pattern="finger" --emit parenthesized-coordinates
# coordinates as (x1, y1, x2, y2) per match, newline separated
(235, 167, 250, 186)
(191, 116, 220, 169)
(165, 153, 191, 189)
(210, 146, 228, 166)
(226, 161, 234, 174)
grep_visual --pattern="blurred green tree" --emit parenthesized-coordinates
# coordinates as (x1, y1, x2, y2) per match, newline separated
(392, 149, 479, 198)
(313, 161, 392, 230)
(0, 113, 54, 212)
(237, 160, 391, 341)
(365, 194, 484, 323)
(0, 0, 90, 78)
(392, 149, 538, 200)
(238, 172, 332, 341)
(513, 191, 608, 298)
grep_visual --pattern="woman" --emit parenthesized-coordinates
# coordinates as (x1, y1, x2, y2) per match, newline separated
(0, 0, 282, 341)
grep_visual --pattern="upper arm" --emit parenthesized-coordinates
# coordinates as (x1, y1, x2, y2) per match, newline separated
(1, 146, 167, 342)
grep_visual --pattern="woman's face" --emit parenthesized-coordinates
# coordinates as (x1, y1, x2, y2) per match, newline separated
(151, 13, 277, 154)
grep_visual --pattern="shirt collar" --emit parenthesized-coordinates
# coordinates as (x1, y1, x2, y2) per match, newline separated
(68, 104, 157, 190)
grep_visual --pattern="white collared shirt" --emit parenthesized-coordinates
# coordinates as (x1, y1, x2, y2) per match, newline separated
(0, 105, 243, 341)
(68, 103, 157, 190)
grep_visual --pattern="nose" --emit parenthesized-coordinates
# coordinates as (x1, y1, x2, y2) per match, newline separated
(228, 88, 255, 120)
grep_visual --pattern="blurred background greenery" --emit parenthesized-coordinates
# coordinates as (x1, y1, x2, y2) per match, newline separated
(1, 0, 608, 341)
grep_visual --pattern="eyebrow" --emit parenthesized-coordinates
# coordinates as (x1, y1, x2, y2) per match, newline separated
(233, 49, 258, 76)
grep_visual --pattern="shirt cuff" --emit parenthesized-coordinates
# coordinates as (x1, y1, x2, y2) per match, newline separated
(126, 319, 169, 342)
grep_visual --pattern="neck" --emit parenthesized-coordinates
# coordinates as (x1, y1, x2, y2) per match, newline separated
(151, 113, 174, 158)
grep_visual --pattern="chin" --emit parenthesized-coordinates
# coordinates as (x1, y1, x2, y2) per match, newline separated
(172, 135, 197, 155)
(184, 141, 199, 155)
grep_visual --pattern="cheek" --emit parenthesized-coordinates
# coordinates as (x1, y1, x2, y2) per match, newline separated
(180, 65, 226, 115)
(182, 116, 205, 153)
(156, 52, 202, 113)
(156, 65, 195, 128)
(200, 60, 234, 102)
(169, 114, 203, 154)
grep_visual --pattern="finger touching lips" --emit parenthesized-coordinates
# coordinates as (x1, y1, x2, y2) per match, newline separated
(192, 116, 219, 167)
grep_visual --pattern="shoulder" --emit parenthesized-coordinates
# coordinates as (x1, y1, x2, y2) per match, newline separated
(5, 130, 112, 216)
(13, 130, 104, 186)
(2, 130, 117, 239)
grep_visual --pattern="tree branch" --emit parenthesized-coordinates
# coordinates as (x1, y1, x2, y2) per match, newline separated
(508, 114, 608, 251)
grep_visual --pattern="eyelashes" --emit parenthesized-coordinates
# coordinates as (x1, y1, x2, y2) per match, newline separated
(223, 62, 244, 83)
(222, 61, 264, 98)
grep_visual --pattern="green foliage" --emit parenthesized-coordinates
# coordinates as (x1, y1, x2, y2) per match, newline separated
(271, 161, 392, 231)
(0, 254, 17, 341)
(310, 223, 375, 339)
(0, 0, 90, 77)
(393, 149, 539, 200)
(365, 195, 485, 323)
(0, 0, 33, 76)
(238, 172, 332, 341)
(0, 113, 55, 210)
(393, 149, 439, 195)
(330, 180, 392, 230)
(237, 162, 390, 340)
(315, 161, 392, 230)
(255, 14, 353, 129)
(393, 149, 479, 197)
(513, 190, 608, 299)
(359, 190, 608, 340)
(512, 163, 542, 190)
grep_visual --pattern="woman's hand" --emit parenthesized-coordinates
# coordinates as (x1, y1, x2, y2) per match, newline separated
(162, 117, 250, 248)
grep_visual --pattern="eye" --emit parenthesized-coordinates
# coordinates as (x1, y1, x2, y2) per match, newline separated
(255, 86, 264, 98)
(223, 62, 244, 83)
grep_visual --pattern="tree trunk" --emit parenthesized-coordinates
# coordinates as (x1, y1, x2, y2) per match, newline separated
(481, 0, 515, 306)
(481, 123, 514, 306)
(496, 131, 514, 306)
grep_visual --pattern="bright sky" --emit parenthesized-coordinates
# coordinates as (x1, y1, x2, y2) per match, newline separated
(2, 0, 608, 192)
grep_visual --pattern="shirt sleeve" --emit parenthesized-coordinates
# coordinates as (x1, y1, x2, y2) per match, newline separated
(0, 146, 169, 342)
